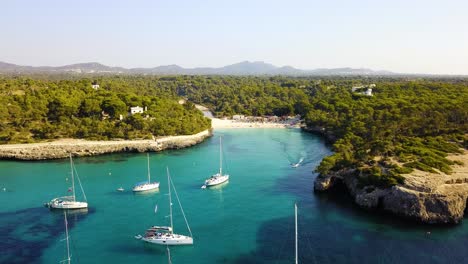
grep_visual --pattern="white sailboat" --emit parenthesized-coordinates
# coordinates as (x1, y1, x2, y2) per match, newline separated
(45, 154, 88, 210)
(62, 211, 71, 264)
(202, 136, 229, 188)
(135, 167, 193, 245)
(133, 153, 160, 192)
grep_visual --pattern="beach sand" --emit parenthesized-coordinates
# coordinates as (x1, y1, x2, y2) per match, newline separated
(197, 105, 300, 129)
(210, 118, 297, 129)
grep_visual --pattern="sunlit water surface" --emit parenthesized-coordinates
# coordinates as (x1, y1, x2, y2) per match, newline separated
(1, 129, 468, 263)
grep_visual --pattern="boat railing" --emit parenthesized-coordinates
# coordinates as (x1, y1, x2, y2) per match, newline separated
(56, 196, 75, 201)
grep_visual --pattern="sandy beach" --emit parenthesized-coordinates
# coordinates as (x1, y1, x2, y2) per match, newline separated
(0, 104, 301, 160)
(196, 104, 301, 129)
(210, 117, 298, 129)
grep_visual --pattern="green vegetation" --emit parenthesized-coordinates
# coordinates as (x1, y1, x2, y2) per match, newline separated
(1, 75, 466, 189)
(0, 77, 210, 143)
(177, 76, 311, 117)
(307, 80, 467, 187)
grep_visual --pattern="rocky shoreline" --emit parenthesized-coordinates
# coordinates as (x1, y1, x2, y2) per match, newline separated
(0, 129, 212, 160)
(314, 151, 468, 224)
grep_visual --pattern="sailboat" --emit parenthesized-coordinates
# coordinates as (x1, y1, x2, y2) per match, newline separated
(135, 167, 193, 245)
(45, 154, 88, 209)
(202, 136, 229, 188)
(133, 153, 160, 192)
(62, 211, 71, 264)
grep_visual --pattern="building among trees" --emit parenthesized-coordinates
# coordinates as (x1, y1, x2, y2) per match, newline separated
(130, 106, 146, 115)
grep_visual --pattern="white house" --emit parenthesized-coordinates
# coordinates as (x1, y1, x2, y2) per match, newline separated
(130, 106, 146, 115)
(363, 88, 373, 96)
(92, 84, 100, 90)
(352, 84, 374, 96)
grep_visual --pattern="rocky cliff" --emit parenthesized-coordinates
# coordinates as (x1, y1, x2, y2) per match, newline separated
(0, 130, 212, 160)
(301, 126, 337, 143)
(314, 151, 468, 224)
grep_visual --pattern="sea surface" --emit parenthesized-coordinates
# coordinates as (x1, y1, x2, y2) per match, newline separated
(1, 128, 468, 264)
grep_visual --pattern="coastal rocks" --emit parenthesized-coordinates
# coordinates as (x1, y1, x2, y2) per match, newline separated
(0, 130, 212, 161)
(382, 187, 467, 224)
(314, 152, 468, 224)
(302, 126, 337, 143)
(314, 174, 339, 191)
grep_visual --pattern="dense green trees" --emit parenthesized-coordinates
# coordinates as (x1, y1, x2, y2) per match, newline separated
(306, 80, 467, 187)
(0, 77, 210, 143)
(1, 74, 466, 190)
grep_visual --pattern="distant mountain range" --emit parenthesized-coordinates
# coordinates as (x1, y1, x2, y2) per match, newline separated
(0, 60, 395, 76)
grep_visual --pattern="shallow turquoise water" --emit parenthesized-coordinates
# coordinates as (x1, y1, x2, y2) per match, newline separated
(1, 128, 468, 263)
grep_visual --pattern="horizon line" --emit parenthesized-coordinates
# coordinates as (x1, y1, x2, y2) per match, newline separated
(1, 59, 467, 77)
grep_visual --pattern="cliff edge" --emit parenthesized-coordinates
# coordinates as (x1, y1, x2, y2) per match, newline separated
(314, 151, 468, 224)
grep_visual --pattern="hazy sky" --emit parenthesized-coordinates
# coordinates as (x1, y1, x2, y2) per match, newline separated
(2, 0, 467, 74)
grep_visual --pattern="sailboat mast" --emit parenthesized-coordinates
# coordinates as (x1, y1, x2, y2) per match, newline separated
(147, 153, 151, 183)
(219, 136, 222, 176)
(167, 245, 172, 264)
(64, 211, 71, 264)
(70, 153, 75, 202)
(295, 203, 298, 264)
(167, 167, 173, 233)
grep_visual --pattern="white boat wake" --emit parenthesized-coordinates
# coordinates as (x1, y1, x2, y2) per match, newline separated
(291, 157, 304, 168)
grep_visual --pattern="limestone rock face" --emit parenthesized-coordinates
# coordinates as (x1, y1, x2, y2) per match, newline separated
(0, 130, 212, 160)
(314, 152, 468, 224)
(382, 186, 467, 224)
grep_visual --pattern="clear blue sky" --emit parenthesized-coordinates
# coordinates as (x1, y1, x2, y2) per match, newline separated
(2, 0, 467, 74)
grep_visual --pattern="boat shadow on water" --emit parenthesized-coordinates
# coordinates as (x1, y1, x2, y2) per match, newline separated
(0, 207, 93, 263)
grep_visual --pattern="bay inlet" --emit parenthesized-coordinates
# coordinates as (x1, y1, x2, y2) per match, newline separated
(1, 129, 468, 263)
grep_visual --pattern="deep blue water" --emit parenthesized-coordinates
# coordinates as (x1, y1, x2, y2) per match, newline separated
(1, 128, 468, 263)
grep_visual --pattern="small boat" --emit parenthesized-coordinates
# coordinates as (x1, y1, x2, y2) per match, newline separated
(133, 153, 160, 192)
(45, 154, 88, 210)
(136, 167, 193, 245)
(291, 157, 304, 168)
(117, 187, 125, 192)
(202, 136, 229, 188)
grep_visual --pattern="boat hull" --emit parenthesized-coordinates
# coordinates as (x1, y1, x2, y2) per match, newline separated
(141, 234, 193, 245)
(205, 175, 229, 187)
(132, 182, 160, 192)
(46, 200, 88, 209)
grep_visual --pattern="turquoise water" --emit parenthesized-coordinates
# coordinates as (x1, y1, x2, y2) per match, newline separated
(1, 128, 468, 263)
